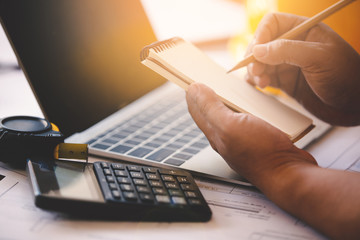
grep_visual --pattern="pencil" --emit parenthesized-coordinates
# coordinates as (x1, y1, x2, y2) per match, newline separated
(227, 0, 356, 73)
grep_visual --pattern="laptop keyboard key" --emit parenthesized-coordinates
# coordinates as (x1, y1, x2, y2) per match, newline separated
(132, 134, 150, 140)
(152, 137, 169, 144)
(165, 143, 183, 149)
(172, 153, 192, 160)
(128, 147, 153, 158)
(144, 142, 162, 148)
(87, 139, 97, 145)
(170, 140, 187, 147)
(111, 133, 127, 139)
(122, 128, 138, 134)
(124, 139, 141, 146)
(110, 145, 132, 154)
(174, 138, 191, 144)
(102, 138, 119, 145)
(182, 148, 200, 155)
(146, 148, 175, 162)
(165, 158, 185, 166)
(191, 142, 209, 149)
(93, 143, 110, 150)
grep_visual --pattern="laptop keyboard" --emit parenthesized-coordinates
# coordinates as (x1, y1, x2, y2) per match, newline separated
(87, 93, 210, 167)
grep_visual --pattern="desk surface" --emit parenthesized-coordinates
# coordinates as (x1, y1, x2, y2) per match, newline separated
(1, 22, 360, 240)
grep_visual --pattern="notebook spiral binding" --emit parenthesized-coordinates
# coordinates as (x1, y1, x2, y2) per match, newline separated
(140, 37, 184, 61)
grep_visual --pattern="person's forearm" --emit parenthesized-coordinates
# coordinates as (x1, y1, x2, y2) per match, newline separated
(256, 160, 360, 239)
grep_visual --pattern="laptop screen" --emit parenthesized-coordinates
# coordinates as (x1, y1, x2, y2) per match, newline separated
(0, 0, 165, 137)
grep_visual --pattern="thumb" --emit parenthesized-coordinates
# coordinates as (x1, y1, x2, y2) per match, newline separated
(187, 83, 231, 128)
(252, 39, 327, 68)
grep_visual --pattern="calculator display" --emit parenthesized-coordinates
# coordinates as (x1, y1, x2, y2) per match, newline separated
(28, 160, 103, 202)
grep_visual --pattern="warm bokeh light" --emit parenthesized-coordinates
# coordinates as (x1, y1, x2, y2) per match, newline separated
(228, 0, 277, 63)
(246, 0, 277, 33)
(278, 0, 360, 53)
(228, 0, 281, 96)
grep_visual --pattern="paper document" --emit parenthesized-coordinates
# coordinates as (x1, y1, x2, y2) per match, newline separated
(0, 161, 325, 240)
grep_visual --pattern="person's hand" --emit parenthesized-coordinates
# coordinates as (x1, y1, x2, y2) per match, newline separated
(245, 13, 360, 126)
(186, 83, 317, 187)
(187, 84, 360, 239)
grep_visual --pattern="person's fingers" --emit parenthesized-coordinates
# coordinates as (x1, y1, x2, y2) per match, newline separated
(186, 83, 234, 149)
(186, 83, 232, 128)
(246, 64, 271, 89)
(246, 13, 308, 88)
(254, 13, 308, 44)
(248, 62, 266, 77)
(186, 84, 214, 137)
(245, 38, 256, 57)
(253, 75, 271, 88)
(252, 39, 328, 69)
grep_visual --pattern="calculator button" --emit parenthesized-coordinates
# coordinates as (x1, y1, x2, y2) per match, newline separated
(101, 162, 110, 168)
(146, 173, 159, 180)
(114, 170, 128, 177)
(177, 176, 189, 183)
(155, 195, 171, 204)
(152, 187, 167, 195)
(180, 184, 194, 191)
(161, 175, 175, 182)
(184, 191, 198, 198)
(117, 177, 131, 184)
(189, 199, 202, 205)
(164, 182, 178, 189)
(142, 167, 157, 173)
(103, 169, 112, 175)
(136, 186, 151, 193)
(149, 180, 162, 187)
(106, 176, 115, 183)
(120, 184, 134, 192)
(130, 171, 143, 179)
(133, 179, 147, 185)
(158, 169, 184, 176)
(112, 190, 121, 199)
(123, 192, 138, 201)
(171, 196, 187, 205)
(168, 189, 183, 196)
(111, 163, 125, 170)
(127, 165, 141, 171)
(140, 193, 154, 202)
(93, 161, 211, 221)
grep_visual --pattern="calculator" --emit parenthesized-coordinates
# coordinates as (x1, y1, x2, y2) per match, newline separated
(27, 157, 212, 221)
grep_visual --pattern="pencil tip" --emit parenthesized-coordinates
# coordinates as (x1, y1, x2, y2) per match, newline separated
(226, 68, 235, 74)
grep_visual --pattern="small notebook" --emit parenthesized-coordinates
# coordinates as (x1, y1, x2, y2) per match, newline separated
(140, 37, 314, 142)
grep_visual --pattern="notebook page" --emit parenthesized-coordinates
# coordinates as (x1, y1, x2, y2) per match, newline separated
(144, 40, 313, 139)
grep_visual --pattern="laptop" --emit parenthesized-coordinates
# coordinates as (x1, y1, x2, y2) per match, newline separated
(0, 0, 329, 186)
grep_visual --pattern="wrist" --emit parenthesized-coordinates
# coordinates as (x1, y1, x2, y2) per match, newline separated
(249, 147, 318, 198)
